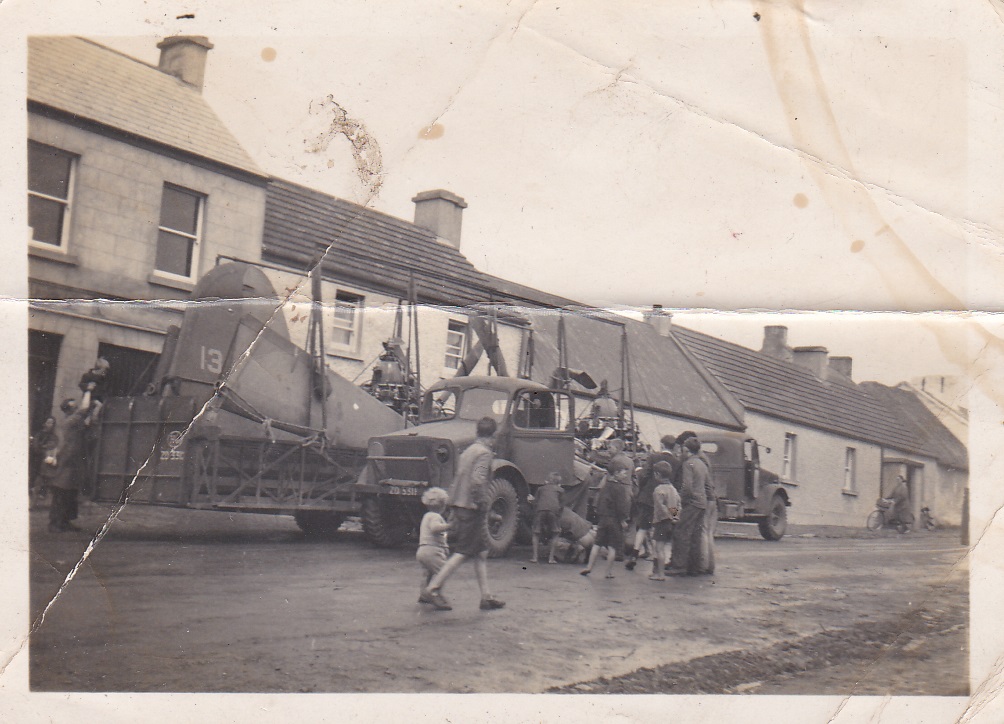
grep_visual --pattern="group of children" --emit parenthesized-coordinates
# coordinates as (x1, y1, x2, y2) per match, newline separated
(415, 436, 693, 604)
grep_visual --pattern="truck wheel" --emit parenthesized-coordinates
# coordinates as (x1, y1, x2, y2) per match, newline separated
(484, 476, 520, 558)
(294, 511, 344, 537)
(758, 495, 788, 541)
(361, 498, 414, 548)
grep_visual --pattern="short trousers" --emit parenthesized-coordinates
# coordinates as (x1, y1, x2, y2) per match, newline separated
(631, 503, 654, 530)
(533, 509, 558, 537)
(416, 545, 448, 576)
(594, 516, 624, 548)
(652, 519, 675, 542)
(448, 507, 488, 557)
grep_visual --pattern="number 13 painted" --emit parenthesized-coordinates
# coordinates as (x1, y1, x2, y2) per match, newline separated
(200, 346, 223, 375)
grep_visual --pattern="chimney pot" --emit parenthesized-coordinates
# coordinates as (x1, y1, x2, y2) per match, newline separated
(157, 36, 214, 91)
(412, 189, 467, 248)
(829, 355, 853, 379)
(761, 325, 792, 361)
(643, 304, 673, 337)
(793, 346, 829, 378)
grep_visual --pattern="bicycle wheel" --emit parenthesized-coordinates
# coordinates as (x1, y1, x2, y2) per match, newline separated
(866, 510, 884, 531)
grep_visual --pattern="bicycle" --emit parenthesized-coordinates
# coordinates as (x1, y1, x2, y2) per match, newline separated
(866, 498, 909, 533)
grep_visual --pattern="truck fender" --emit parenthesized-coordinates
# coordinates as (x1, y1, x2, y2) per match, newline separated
(756, 483, 789, 515)
(490, 460, 528, 499)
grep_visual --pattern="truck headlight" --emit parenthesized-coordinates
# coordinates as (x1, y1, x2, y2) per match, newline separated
(435, 444, 450, 463)
(368, 440, 385, 459)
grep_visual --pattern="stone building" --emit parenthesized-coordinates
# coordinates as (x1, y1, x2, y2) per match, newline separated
(27, 36, 267, 430)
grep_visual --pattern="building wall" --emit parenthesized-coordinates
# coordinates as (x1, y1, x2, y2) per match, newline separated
(27, 114, 266, 421)
(745, 411, 884, 527)
(28, 114, 266, 301)
(30, 304, 168, 422)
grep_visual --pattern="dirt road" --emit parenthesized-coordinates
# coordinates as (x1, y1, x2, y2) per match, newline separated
(28, 503, 968, 694)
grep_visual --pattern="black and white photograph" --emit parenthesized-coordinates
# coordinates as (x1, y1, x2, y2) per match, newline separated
(3, 1, 1004, 721)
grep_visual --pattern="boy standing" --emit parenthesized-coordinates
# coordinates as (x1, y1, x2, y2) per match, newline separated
(416, 487, 451, 604)
(648, 461, 681, 580)
(580, 457, 632, 578)
(530, 472, 563, 564)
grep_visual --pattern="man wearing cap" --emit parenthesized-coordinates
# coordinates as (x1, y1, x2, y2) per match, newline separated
(677, 435, 711, 576)
(666, 431, 696, 574)
(48, 384, 99, 533)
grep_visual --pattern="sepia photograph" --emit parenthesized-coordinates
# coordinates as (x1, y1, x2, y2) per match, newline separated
(4, 1, 1004, 721)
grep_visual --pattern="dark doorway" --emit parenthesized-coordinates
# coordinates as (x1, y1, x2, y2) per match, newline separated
(28, 330, 63, 433)
(96, 343, 160, 397)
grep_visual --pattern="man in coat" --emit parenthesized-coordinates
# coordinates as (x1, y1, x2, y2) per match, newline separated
(422, 417, 505, 611)
(48, 383, 99, 533)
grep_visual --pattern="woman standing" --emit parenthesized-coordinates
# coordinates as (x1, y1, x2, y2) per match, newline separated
(30, 416, 59, 510)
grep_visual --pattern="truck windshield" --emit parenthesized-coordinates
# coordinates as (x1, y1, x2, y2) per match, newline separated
(419, 387, 510, 423)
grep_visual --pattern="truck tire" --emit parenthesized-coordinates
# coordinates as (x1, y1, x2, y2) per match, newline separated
(361, 497, 414, 548)
(294, 511, 344, 537)
(484, 476, 520, 558)
(758, 494, 788, 541)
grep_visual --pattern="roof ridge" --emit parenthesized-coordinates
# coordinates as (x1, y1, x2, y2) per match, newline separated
(73, 36, 164, 74)
(270, 176, 449, 240)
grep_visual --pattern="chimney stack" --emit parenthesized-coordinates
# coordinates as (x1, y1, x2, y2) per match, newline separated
(829, 356, 853, 380)
(412, 190, 467, 249)
(761, 325, 793, 362)
(157, 36, 214, 91)
(793, 346, 829, 378)
(643, 304, 673, 336)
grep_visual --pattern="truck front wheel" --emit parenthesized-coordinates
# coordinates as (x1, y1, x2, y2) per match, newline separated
(483, 476, 520, 558)
(758, 494, 788, 541)
(361, 497, 414, 548)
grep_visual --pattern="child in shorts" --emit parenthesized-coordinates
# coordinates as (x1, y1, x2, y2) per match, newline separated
(416, 487, 451, 604)
(649, 461, 681, 581)
(530, 472, 563, 564)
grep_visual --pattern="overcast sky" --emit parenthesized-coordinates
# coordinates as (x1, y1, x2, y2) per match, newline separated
(14, 1, 999, 384)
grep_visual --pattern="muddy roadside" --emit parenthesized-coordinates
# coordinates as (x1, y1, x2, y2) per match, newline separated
(551, 566, 968, 695)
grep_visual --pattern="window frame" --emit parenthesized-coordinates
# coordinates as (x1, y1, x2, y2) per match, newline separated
(843, 447, 857, 494)
(328, 289, 364, 354)
(28, 141, 77, 252)
(781, 432, 797, 481)
(154, 183, 206, 281)
(443, 319, 468, 371)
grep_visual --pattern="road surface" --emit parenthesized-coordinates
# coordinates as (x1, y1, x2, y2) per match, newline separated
(28, 503, 968, 694)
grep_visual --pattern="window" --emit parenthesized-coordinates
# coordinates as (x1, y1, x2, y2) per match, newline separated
(842, 447, 857, 493)
(330, 291, 362, 350)
(156, 184, 204, 279)
(96, 342, 160, 397)
(444, 320, 468, 370)
(782, 433, 797, 480)
(512, 391, 574, 430)
(28, 141, 75, 248)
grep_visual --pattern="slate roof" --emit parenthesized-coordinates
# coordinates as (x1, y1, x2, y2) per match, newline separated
(526, 311, 746, 430)
(28, 36, 264, 177)
(672, 325, 927, 453)
(263, 178, 566, 308)
(859, 383, 969, 470)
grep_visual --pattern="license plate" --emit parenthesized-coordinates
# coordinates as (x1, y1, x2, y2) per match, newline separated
(386, 485, 420, 496)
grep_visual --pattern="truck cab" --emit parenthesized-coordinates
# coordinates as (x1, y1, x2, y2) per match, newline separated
(356, 376, 578, 556)
(698, 431, 791, 540)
